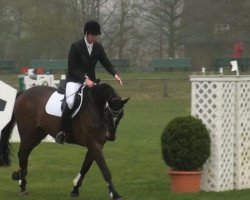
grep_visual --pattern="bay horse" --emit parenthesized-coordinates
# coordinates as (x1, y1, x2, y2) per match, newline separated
(0, 83, 129, 200)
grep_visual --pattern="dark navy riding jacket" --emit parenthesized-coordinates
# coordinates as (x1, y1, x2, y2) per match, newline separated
(66, 39, 117, 83)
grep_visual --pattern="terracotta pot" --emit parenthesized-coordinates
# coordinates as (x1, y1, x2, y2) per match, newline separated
(168, 170, 202, 193)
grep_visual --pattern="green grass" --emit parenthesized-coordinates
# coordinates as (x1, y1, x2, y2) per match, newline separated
(1, 72, 250, 199)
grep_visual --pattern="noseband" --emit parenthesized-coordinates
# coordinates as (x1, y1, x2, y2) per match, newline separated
(106, 103, 124, 117)
(104, 102, 124, 141)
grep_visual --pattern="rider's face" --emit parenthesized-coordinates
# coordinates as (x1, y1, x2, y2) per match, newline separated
(86, 34, 98, 44)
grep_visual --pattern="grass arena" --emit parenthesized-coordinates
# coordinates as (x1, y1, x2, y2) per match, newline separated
(1, 72, 250, 200)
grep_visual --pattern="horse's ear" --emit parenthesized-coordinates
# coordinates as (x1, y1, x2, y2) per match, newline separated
(122, 98, 130, 105)
(109, 97, 121, 103)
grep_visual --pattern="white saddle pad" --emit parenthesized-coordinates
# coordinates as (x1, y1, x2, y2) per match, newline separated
(45, 86, 85, 118)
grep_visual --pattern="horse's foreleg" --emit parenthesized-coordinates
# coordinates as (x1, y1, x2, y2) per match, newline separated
(91, 143, 122, 200)
(70, 150, 94, 197)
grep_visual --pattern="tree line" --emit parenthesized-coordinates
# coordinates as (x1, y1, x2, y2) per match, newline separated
(1, 0, 249, 69)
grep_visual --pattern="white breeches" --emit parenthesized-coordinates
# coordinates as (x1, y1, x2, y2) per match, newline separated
(65, 82, 82, 109)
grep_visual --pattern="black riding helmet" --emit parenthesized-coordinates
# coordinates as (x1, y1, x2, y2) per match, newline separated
(84, 20, 101, 35)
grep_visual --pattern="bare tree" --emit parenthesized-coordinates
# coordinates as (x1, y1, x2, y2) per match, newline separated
(102, 0, 141, 59)
(0, 0, 13, 57)
(144, 0, 185, 58)
(67, 0, 108, 39)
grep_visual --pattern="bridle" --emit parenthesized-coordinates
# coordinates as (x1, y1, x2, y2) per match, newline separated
(104, 102, 124, 141)
(86, 85, 125, 140)
(106, 103, 124, 117)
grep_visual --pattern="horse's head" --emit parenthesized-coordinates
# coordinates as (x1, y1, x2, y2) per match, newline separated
(89, 83, 129, 141)
(104, 97, 129, 141)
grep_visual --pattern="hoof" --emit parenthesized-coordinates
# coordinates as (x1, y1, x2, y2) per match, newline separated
(55, 132, 66, 144)
(114, 197, 123, 200)
(70, 191, 79, 197)
(110, 193, 123, 200)
(20, 191, 29, 196)
(12, 171, 19, 181)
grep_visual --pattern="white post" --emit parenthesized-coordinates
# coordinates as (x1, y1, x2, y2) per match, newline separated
(219, 68, 223, 76)
(231, 60, 239, 76)
(201, 67, 206, 75)
(233, 78, 250, 189)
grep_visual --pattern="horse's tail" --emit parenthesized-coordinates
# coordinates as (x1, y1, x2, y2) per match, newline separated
(0, 91, 23, 167)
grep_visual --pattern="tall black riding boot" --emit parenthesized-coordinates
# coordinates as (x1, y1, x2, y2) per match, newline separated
(55, 105, 72, 144)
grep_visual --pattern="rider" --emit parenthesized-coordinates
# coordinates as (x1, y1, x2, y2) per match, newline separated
(55, 19, 123, 144)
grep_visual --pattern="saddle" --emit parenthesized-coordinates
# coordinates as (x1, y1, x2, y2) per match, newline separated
(45, 82, 86, 118)
(46, 79, 100, 117)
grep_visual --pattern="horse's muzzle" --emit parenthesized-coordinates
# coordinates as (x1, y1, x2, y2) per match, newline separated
(105, 130, 116, 141)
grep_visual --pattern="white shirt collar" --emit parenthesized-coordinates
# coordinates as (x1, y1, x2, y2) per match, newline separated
(84, 36, 93, 55)
(84, 36, 93, 48)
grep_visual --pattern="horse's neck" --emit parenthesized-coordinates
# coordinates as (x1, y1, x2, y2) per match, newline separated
(90, 92, 108, 110)
(89, 84, 116, 110)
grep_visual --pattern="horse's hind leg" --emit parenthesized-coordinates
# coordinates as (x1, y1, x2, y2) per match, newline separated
(12, 145, 32, 194)
(12, 127, 45, 194)
(70, 150, 94, 197)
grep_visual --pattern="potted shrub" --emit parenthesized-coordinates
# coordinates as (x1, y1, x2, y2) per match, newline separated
(161, 116, 210, 193)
